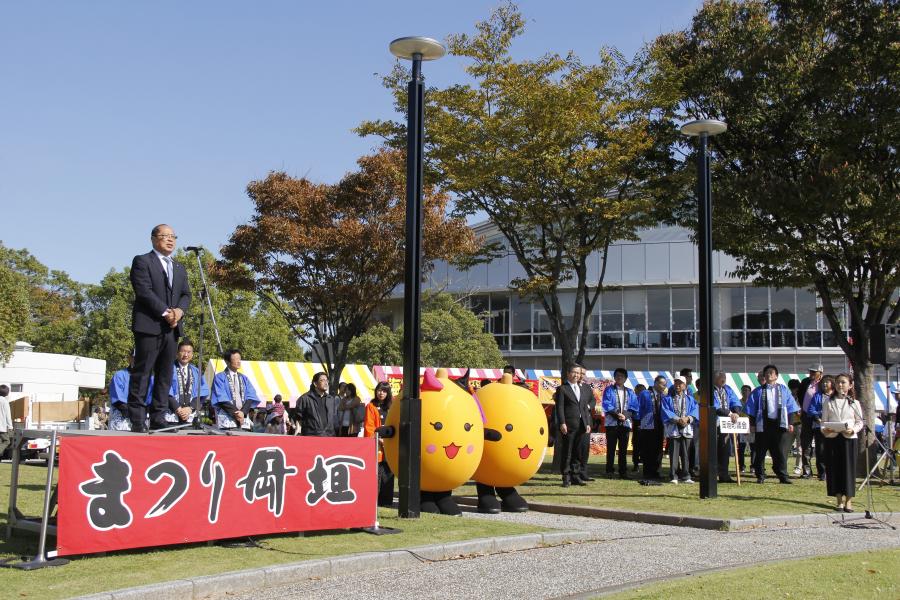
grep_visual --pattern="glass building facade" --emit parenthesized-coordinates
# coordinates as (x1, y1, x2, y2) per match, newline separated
(384, 223, 852, 373)
(467, 285, 846, 353)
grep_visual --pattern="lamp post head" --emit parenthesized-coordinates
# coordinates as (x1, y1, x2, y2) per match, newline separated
(680, 119, 727, 137)
(389, 37, 446, 61)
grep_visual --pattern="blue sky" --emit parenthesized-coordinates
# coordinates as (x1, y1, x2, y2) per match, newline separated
(1, 1, 701, 284)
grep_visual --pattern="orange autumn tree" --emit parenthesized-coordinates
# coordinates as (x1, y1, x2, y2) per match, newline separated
(218, 148, 476, 388)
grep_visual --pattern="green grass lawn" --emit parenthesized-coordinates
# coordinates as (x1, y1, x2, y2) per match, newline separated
(0, 462, 544, 600)
(603, 548, 900, 599)
(457, 453, 900, 519)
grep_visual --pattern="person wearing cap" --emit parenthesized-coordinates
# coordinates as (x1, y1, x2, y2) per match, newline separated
(746, 364, 801, 484)
(798, 364, 824, 479)
(670, 368, 699, 477)
(662, 375, 698, 483)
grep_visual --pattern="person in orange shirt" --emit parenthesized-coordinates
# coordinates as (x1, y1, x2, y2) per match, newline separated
(364, 382, 395, 507)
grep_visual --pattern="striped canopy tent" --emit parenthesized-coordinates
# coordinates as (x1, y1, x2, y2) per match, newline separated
(524, 369, 674, 388)
(872, 382, 897, 412)
(372, 366, 527, 383)
(205, 360, 378, 406)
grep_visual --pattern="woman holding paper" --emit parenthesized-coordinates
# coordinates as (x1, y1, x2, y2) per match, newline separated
(820, 373, 864, 512)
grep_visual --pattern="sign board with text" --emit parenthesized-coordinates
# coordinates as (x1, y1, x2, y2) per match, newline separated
(56, 435, 377, 556)
(718, 417, 750, 433)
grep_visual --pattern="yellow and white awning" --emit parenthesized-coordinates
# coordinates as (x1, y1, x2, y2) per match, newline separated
(205, 360, 378, 406)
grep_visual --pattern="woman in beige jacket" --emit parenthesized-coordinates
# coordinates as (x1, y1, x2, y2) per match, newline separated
(820, 373, 864, 512)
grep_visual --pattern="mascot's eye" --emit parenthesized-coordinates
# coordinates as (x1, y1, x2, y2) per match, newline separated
(430, 421, 443, 431)
(505, 423, 513, 432)
(464, 422, 472, 431)
(540, 427, 545, 435)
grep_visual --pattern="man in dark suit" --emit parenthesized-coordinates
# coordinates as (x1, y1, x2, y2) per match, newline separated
(554, 364, 593, 487)
(127, 224, 191, 431)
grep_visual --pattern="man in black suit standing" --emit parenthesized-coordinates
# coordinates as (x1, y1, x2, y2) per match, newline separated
(554, 364, 593, 487)
(127, 224, 190, 431)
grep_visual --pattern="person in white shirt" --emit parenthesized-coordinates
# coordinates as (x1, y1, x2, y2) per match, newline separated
(0, 384, 13, 458)
(821, 373, 864, 512)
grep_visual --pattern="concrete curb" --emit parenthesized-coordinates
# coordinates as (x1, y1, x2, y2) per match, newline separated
(455, 496, 900, 531)
(73, 530, 592, 600)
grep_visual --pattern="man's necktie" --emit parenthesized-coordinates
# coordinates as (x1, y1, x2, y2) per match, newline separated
(164, 256, 173, 288)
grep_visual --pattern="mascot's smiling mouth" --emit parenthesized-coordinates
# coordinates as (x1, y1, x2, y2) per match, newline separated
(444, 443, 461, 459)
(518, 445, 532, 460)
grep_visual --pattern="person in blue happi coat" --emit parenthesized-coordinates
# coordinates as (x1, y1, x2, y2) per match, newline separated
(746, 364, 801, 484)
(602, 368, 636, 479)
(108, 353, 152, 431)
(166, 339, 210, 425)
(628, 374, 668, 480)
(662, 375, 699, 483)
(210, 349, 260, 430)
(711, 371, 744, 483)
(805, 374, 834, 481)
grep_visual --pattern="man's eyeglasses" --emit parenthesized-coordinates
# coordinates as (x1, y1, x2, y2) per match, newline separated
(154, 234, 177, 240)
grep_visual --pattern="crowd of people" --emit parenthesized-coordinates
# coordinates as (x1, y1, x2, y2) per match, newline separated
(97, 225, 894, 515)
(554, 363, 897, 513)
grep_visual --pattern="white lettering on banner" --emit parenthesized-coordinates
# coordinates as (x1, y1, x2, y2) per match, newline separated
(718, 417, 750, 433)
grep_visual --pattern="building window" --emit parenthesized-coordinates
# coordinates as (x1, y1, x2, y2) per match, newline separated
(671, 288, 695, 332)
(746, 287, 769, 329)
(601, 332, 623, 349)
(600, 290, 623, 332)
(771, 288, 795, 329)
(718, 287, 745, 329)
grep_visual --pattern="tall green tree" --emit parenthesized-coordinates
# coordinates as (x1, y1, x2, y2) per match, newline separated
(359, 3, 659, 372)
(218, 149, 475, 389)
(650, 0, 900, 440)
(0, 261, 30, 362)
(348, 293, 504, 368)
(0, 243, 83, 355)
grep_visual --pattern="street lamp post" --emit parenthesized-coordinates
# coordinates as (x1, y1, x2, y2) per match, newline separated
(680, 118, 727, 500)
(389, 36, 446, 518)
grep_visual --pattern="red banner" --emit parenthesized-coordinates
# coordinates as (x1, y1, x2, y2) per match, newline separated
(57, 435, 377, 556)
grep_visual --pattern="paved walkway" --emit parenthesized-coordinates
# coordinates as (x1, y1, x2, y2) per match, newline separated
(230, 509, 900, 600)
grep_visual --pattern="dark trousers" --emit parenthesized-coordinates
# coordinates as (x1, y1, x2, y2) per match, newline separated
(737, 439, 748, 471)
(640, 428, 664, 479)
(377, 460, 395, 507)
(632, 428, 642, 466)
(689, 435, 699, 474)
(605, 426, 630, 475)
(578, 430, 591, 477)
(716, 433, 733, 477)
(129, 330, 177, 429)
(560, 424, 586, 480)
(754, 418, 792, 481)
(668, 436, 690, 481)
(800, 416, 826, 477)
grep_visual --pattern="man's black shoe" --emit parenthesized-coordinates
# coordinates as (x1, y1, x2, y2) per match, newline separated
(756, 477, 766, 484)
(581, 475, 596, 482)
(719, 477, 735, 483)
(800, 473, 811, 479)
(779, 478, 793, 484)
(562, 478, 571, 488)
(571, 478, 586, 486)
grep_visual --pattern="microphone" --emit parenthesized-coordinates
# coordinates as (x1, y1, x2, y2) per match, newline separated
(184, 246, 202, 253)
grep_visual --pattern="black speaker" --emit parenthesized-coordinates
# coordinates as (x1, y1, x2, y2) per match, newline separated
(870, 324, 900, 366)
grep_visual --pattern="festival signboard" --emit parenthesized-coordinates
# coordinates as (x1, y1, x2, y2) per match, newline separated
(56, 435, 377, 556)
